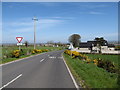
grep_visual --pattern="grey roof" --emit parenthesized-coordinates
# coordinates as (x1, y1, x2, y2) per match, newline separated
(79, 42, 91, 48)
(79, 40, 109, 48)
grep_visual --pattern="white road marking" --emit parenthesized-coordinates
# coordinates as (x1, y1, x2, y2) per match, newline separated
(40, 59, 44, 62)
(58, 57, 62, 59)
(0, 74, 22, 89)
(61, 53, 79, 90)
(49, 56, 56, 59)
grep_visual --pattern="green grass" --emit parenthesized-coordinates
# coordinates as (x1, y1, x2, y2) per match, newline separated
(85, 54, 118, 68)
(1, 54, 31, 64)
(63, 53, 118, 88)
(2, 45, 63, 55)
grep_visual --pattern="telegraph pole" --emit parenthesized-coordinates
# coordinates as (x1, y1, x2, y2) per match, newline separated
(32, 16, 38, 49)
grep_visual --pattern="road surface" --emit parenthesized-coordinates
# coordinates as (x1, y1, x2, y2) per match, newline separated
(2, 50, 77, 89)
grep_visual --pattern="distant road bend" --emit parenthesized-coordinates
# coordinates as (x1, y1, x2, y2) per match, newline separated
(2, 50, 78, 89)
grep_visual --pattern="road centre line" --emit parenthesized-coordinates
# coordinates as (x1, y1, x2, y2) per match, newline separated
(0, 74, 22, 89)
(58, 57, 62, 59)
(49, 56, 56, 59)
(40, 59, 44, 62)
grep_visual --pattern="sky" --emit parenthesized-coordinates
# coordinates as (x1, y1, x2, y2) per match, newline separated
(2, 2, 118, 43)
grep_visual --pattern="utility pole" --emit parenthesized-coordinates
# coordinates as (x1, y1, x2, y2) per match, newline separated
(32, 16, 38, 49)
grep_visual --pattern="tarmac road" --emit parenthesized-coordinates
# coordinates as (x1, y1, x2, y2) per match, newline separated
(2, 50, 77, 89)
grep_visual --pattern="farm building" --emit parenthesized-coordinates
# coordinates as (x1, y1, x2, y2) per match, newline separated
(78, 40, 115, 53)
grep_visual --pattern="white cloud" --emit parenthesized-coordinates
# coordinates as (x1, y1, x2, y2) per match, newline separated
(80, 4, 109, 9)
(103, 33, 118, 37)
(37, 2, 60, 7)
(14, 27, 33, 33)
(91, 33, 118, 39)
(4, 18, 64, 26)
(39, 19, 63, 24)
(81, 32, 118, 42)
(3, 18, 65, 33)
(79, 11, 105, 15)
(89, 11, 105, 15)
(50, 17, 62, 19)
(7, 22, 33, 27)
(2, 0, 120, 2)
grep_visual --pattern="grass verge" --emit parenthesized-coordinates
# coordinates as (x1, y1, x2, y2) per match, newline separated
(86, 54, 118, 68)
(63, 53, 118, 88)
(1, 54, 31, 64)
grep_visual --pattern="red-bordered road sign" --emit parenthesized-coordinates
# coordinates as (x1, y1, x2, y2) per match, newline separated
(16, 37, 23, 43)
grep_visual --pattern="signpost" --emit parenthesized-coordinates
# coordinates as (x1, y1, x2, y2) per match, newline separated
(16, 37, 23, 50)
(17, 43, 23, 46)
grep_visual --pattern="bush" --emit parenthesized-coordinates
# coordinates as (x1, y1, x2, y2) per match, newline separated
(31, 49, 49, 54)
(115, 46, 120, 50)
(20, 49, 27, 55)
(93, 59, 98, 65)
(42, 49, 49, 52)
(86, 58, 92, 63)
(64, 50, 72, 55)
(32, 50, 35, 54)
(12, 50, 20, 58)
(72, 51, 80, 58)
(64, 50, 88, 60)
(64, 50, 118, 74)
(97, 58, 116, 73)
(5, 53, 13, 58)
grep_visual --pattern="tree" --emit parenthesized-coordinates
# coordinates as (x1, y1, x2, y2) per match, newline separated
(47, 40, 54, 44)
(94, 37, 107, 45)
(24, 41, 29, 47)
(68, 34, 81, 47)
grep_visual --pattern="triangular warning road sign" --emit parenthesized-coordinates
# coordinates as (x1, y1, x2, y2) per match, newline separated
(16, 37, 23, 43)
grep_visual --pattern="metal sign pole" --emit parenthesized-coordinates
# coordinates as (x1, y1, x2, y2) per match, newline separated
(19, 45, 20, 51)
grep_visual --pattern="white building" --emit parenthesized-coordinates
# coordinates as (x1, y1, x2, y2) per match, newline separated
(73, 40, 119, 54)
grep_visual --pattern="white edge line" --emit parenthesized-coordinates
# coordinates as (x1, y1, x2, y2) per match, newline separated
(61, 53, 79, 90)
(0, 52, 47, 66)
(40, 59, 44, 62)
(0, 74, 22, 89)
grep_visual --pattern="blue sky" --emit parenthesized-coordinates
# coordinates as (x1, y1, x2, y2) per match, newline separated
(2, 2, 118, 43)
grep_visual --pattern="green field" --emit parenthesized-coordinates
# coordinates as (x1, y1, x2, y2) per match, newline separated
(2, 45, 63, 55)
(86, 54, 119, 68)
(63, 53, 119, 88)
(1, 45, 64, 64)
